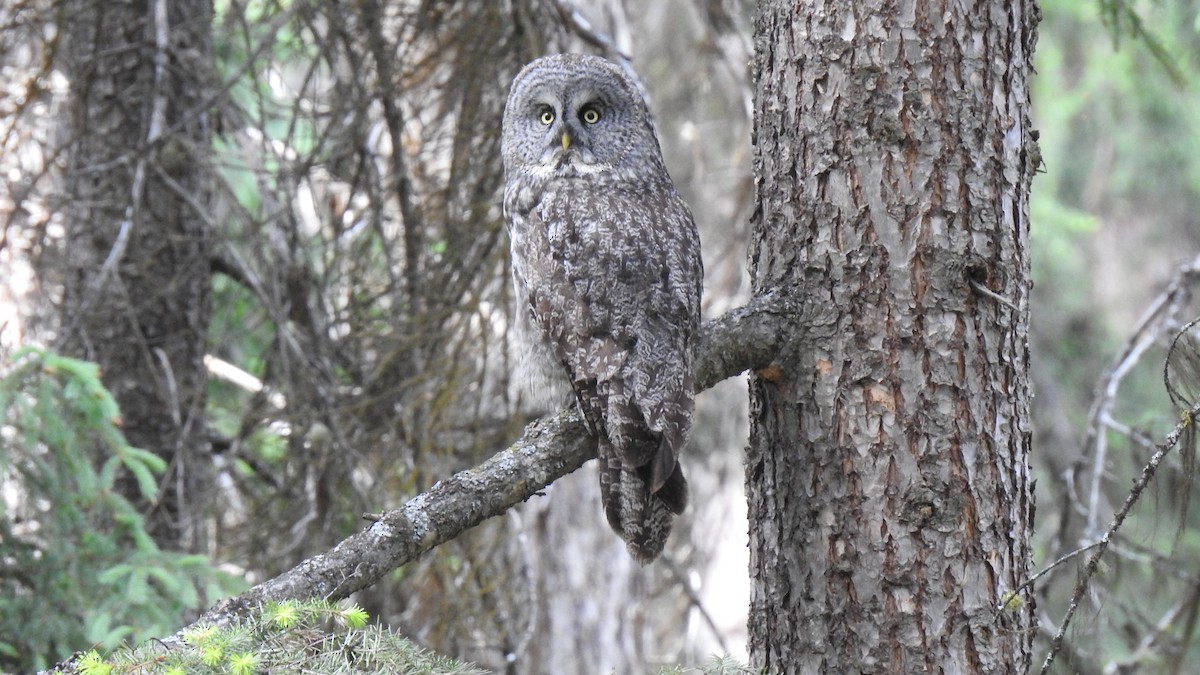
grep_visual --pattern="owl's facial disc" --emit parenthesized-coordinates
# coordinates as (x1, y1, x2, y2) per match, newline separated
(533, 116, 603, 177)
(544, 99, 612, 177)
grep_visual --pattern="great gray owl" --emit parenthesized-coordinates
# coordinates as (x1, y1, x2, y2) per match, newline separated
(501, 53, 703, 563)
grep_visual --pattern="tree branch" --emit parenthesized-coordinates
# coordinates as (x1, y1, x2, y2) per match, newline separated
(696, 291, 795, 391)
(192, 293, 793, 629)
(1038, 397, 1200, 674)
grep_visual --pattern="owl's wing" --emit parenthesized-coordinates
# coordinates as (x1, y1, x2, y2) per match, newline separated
(524, 181, 702, 489)
(510, 178, 701, 562)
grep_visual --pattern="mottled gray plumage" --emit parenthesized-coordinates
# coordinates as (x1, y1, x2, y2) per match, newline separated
(501, 54, 703, 562)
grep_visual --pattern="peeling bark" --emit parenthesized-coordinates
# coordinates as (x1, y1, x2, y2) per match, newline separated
(746, 1, 1039, 672)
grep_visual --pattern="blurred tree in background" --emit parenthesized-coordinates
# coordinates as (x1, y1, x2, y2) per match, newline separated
(0, 0, 1198, 672)
(55, 0, 217, 551)
(1031, 0, 1200, 672)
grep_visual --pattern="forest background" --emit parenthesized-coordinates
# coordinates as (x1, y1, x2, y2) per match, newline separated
(2, 0, 1199, 673)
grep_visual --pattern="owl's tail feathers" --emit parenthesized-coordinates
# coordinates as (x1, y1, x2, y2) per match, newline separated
(598, 441, 688, 563)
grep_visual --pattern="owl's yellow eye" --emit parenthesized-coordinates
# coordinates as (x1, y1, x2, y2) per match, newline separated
(539, 109, 555, 125)
(581, 107, 601, 124)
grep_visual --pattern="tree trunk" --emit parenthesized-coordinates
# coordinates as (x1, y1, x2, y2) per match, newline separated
(58, 0, 214, 550)
(746, 1, 1039, 672)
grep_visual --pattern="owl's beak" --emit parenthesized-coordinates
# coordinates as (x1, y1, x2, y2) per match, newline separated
(560, 130, 571, 152)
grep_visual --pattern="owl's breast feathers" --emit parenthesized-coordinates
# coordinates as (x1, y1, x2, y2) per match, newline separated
(507, 174, 701, 404)
(506, 173, 702, 561)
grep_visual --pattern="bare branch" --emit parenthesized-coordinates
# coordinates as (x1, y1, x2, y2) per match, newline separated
(1004, 539, 1104, 608)
(1105, 579, 1200, 673)
(1036, 254, 1200, 672)
(186, 294, 792, 630)
(195, 406, 594, 628)
(1039, 397, 1200, 674)
(1080, 253, 1200, 533)
(695, 291, 796, 391)
(552, 0, 629, 61)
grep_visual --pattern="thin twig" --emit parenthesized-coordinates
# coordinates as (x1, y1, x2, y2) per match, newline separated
(1083, 296, 1168, 533)
(93, 0, 169, 291)
(552, 0, 629, 61)
(1071, 254, 1200, 545)
(1004, 539, 1104, 607)
(1104, 578, 1200, 673)
(1039, 399, 1200, 674)
(664, 557, 731, 655)
(969, 280, 1018, 312)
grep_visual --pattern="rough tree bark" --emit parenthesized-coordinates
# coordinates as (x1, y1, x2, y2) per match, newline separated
(747, 1, 1039, 672)
(58, 0, 215, 550)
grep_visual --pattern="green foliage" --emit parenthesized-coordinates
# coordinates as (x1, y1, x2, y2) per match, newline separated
(1096, 0, 1189, 83)
(0, 348, 244, 672)
(656, 655, 762, 674)
(76, 651, 112, 675)
(57, 600, 485, 675)
(75, 612, 750, 675)
(1035, 0, 1200, 220)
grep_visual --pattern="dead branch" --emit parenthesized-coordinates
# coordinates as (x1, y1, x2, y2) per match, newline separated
(1040, 397, 1200, 674)
(1036, 254, 1200, 672)
(1080, 253, 1200, 533)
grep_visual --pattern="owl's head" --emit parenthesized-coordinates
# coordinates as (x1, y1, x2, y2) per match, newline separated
(501, 53, 664, 181)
